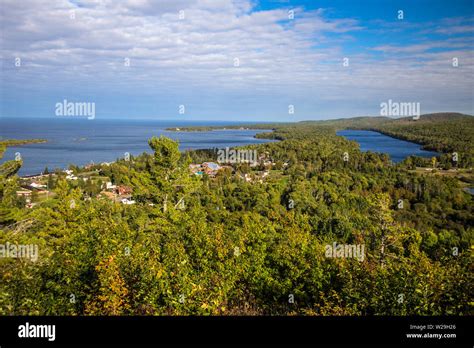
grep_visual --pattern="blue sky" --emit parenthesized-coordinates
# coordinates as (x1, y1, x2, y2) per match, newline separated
(1, 0, 473, 121)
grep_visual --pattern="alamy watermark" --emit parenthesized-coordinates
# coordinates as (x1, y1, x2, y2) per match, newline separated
(325, 242, 365, 262)
(55, 99, 95, 120)
(380, 99, 420, 120)
(0, 242, 39, 262)
(18, 322, 55, 341)
(217, 147, 258, 165)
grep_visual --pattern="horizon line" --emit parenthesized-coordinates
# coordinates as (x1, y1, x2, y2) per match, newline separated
(1, 112, 473, 124)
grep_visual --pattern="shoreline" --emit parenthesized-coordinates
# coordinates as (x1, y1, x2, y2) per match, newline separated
(9, 130, 276, 177)
(0, 139, 47, 146)
(348, 127, 443, 153)
(0, 139, 47, 158)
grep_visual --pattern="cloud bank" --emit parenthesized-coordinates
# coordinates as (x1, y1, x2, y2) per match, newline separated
(1, 0, 473, 120)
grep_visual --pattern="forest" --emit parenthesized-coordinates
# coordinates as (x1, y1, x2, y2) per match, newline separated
(0, 113, 472, 315)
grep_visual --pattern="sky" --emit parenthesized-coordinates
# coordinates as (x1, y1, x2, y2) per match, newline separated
(0, 0, 473, 121)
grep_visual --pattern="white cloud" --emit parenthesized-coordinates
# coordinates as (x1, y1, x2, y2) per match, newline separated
(0, 0, 472, 119)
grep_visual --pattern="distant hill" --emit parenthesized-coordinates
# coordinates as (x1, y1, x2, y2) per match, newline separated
(395, 112, 472, 123)
(299, 116, 391, 128)
(299, 112, 473, 128)
(165, 113, 473, 166)
(326, 113, 473, 165)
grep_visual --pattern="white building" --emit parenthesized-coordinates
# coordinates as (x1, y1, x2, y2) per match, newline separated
(121, 198, 136, 205)
(30, 182, 46, 189)
(105, 182, 117, 190)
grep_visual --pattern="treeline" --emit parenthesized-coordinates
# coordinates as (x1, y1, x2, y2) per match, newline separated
(373, 113, 473, 161)
(322, 113, 474, 168)
(0, 139, 47, 158)
(0, 121, 472, 316)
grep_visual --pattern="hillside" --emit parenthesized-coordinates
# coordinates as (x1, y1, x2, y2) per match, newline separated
(353, 113, 473, 167)
(0, 119, 472, 316)
(296, 113, 473, 167)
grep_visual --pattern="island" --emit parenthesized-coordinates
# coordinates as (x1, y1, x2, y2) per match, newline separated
(0, 139, 47, 157)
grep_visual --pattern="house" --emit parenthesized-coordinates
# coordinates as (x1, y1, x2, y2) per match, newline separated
(190, 162, 230, 177)
(16, 189, 32, 197)
(117, 185, 132, 195)
(105, 182, 116, 190)
(29, 182, 46, 189)
(121, 198, 136, 205)
(202, 162, 221, 176)
(203, 162, 220, 171)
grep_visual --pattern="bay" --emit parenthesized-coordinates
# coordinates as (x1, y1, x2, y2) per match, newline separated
(337, 129, 439, 163)
(0, 118, 275, 176)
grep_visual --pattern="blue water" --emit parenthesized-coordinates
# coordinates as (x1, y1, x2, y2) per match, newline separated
(337, 130, 439, 163)
(0, 118, 275, 175)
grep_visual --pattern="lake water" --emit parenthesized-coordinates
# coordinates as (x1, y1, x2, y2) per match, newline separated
(337, 129, 439, 163)
(0, 118, 275, 176)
